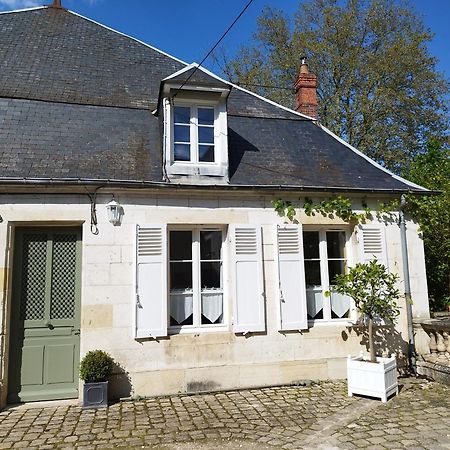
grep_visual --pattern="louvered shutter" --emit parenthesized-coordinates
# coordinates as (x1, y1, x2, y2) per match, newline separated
(230, 225, 265, 333)
(135, 224, 167, 338)
(358, 224, 388, 268)
(276, 224, 308, 330)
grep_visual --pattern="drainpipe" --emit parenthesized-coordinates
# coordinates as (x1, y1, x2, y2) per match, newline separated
(399, 194, 416, 374)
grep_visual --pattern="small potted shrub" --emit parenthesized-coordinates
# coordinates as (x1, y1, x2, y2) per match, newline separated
(79, 350, 114, 408)
(334, 260, 400, 402)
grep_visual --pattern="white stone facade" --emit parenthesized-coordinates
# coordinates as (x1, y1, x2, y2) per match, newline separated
(0, 190, 430, 406)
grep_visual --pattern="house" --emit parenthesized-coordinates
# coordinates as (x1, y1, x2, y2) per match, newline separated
(0, 3, 431, 406)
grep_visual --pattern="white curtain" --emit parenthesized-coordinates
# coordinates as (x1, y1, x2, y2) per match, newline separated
(170, 293, 193, 324)
(201, 292, 223, 323)
(306, 289, 323, 318)
(331, 292, 351, 318)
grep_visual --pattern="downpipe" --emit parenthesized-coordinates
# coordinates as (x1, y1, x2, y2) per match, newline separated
(399, 194, 416, 375)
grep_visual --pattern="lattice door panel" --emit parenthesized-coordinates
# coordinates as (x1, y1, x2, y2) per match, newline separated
(50, 234, 77, 320)
(20, 234, 48, 321)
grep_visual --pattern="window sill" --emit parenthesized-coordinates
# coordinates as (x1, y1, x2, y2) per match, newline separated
(168, 324, 229, 335)
(167, 162, 228, 178)
(307, 319, 357, 328)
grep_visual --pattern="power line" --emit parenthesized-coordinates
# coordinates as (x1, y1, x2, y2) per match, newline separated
(172, 0, 255, 99)
(236, 82, 293, 90)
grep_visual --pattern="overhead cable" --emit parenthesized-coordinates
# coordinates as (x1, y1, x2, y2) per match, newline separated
(172, 0, 255, 99)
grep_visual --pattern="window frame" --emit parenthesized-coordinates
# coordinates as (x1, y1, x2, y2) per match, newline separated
(167, 225, 229, 334)
(163, 97, 228, 179)
(172, 104, 217, 165)
(303, 227, 356, 324)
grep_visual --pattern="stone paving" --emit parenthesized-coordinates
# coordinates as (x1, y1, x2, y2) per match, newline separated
(0, 377, 448, 449)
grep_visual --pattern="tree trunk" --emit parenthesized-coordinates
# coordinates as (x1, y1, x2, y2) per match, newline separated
(368, 317, 376, 363)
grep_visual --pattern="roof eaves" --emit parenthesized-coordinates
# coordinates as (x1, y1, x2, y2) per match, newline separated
(0, 177, 439, 195)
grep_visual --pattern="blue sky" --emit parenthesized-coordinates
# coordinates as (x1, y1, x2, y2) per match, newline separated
(1, 0, 449, 81)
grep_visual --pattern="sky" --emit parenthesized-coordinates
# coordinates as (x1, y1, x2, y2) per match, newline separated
(1, 0, 449, 82)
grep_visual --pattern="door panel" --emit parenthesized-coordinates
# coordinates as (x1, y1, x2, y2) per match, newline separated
(8, 227, 82, 403)
(46, 342, 76, 384)
(21, 346, 44, 385)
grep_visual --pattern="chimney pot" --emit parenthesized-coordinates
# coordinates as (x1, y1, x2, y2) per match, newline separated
(294, 59, 318, 119)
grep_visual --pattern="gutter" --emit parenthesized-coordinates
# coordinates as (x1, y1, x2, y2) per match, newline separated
(0, 177, 440, 196)
(399, 194, 416, 375)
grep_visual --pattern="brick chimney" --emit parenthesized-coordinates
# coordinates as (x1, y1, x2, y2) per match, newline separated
(50, 0, 63, 8)
(294, 57, 318, 119)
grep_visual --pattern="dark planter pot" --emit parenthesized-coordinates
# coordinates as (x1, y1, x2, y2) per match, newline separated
(82, 381, 108, 409)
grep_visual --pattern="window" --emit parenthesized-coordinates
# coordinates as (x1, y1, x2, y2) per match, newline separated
(303, 229, 352, 321)
(173, 106, 215, 163)
(169, 228, 225, 330)
(163, 97, 228, 179)
(135, 224, 265, 338)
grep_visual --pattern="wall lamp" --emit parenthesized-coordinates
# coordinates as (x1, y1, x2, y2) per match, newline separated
(106, 196, 123, 226)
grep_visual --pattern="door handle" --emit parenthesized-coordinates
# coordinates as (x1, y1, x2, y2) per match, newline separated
(46, 321, 54, 330)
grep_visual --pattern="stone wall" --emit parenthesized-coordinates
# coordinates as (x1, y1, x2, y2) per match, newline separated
(0, 190, 430, 405)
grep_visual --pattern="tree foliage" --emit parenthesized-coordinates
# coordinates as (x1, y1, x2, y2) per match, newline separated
(334, 261, 400, 362)
(404, 139, 450, 312)
(220, 0, 449, 172)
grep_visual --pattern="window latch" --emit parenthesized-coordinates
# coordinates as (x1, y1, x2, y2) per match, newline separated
(136, 294, 143, 309)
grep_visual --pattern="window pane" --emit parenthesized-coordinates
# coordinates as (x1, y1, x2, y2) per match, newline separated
(201, 292, 223, 324)
(170, 293, 193, 326)
(170, 262, 192, 290)
(303, 231, 320, 259)
(200, 231, 222, 260)
(174, 143, 191, 161)
(170, 231, 192, 260)
(199, 145, 215, 162)
(201, 262, 221, 289)
(328, 260, 346, 284)
(174, 106, 190, 124)
(198, 108, 214, 125)
(174, 124, 190, 143)
(198, 127, 214, 144)
(327, 231, 346, 259)
(305, 260, 321, 287)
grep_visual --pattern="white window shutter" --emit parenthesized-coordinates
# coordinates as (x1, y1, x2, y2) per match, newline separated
(358, 224, 388, 268)
(135, 224, 168, 338)
(230, 225, 265, 333)
(276, 224, 308, 331)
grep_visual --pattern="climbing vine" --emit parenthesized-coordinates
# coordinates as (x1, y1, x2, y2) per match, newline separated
(272, 199, 297, 221)
(271, 196, 399, 223)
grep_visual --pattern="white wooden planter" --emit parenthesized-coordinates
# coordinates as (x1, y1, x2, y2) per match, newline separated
(347, 354, 398, 403)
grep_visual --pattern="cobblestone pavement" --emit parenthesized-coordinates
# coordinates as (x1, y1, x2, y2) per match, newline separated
(0, 378, 448, 449)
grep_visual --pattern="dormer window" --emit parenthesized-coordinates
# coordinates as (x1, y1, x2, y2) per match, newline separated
(173, 105, 216, 163)
(159, 63, 231, 182)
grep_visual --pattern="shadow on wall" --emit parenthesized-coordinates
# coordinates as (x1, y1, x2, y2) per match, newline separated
(342, 324, 409, 373)
(228, 128, 260, 179)
(108, 360, 133, 400)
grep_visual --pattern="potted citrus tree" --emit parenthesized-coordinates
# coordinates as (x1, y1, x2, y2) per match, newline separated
(334, 260, 401, 402)
(79, 350, 114, 408)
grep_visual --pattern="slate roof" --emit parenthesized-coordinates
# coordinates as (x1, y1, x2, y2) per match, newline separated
(0, 6, 426, 192)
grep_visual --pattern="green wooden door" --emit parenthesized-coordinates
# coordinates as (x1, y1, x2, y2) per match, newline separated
(8, 227, 82, 403)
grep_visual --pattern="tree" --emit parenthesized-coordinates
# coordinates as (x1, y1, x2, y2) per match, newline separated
(404, 138, 450, 312)
(219, 0, 449, 172)
(333, 261, 400, 362)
